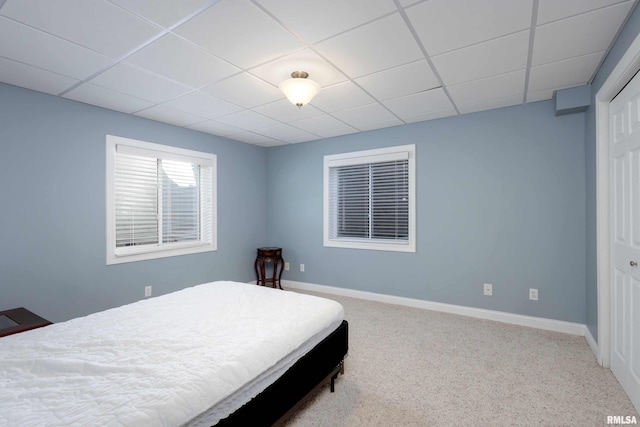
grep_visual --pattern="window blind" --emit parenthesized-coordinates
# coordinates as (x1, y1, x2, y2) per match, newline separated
(161, 160, 200, 244)
(115, 153, 158, 248)
(328, 159, 409, 243)
(114, 148, 213, 250)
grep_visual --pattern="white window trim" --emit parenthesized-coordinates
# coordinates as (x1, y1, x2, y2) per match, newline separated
(323, 144, 416, 253)
(106, 135, 217, 265)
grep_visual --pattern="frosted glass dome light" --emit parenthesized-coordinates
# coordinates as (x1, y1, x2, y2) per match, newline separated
(279, 71, 321, 108)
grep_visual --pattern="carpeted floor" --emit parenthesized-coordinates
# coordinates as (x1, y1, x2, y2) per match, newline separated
(283, 290, 639, 426)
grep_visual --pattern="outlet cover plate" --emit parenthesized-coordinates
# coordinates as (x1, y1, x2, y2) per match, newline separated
(483, 283, 492, 296)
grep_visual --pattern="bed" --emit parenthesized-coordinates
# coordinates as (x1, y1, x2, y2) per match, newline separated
(0, 281, 349, 426)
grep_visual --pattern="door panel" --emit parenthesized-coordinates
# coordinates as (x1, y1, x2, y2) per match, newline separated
(614, 269, 627, 361)
(614, 154, 627, 244)
(631, 92, 640, 131)
(610, 68, 640, 413)
(632, 278, 640, 382)
(632, 149, 640, 248)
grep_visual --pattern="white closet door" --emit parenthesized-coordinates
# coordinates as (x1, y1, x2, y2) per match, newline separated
(610, 69, 640, 414)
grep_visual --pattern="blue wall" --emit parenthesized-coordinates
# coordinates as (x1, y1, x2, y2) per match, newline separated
(584, 3, 640, 342)
(0, 83, 268, 322)
(267, 101, 587, 323)
(12, 8, 640, 326)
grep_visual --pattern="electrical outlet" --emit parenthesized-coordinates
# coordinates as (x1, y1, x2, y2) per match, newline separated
(300, 264, 305, 272)
(483, 283, 493, 296)
(284, 262, 290, 271)
(145, 285, 152, 298)
(529, 288, 538, 301)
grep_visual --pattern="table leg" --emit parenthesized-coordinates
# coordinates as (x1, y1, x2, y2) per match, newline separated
(277, 257, 284, 289)
(260, 259, 267, 286)
(254, 257, 260, 285)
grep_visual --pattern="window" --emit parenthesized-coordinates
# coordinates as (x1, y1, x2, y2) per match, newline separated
(106, 135, 216, 264)
(324, 144, 416, 252)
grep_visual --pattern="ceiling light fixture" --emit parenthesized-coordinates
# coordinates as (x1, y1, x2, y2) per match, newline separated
(279, 71, 320, 108)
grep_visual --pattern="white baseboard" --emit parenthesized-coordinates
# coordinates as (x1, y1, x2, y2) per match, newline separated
(585, 326, 600, 364)
(283, 280, 588, 337)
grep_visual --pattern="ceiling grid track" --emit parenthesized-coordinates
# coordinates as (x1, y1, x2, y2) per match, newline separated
(393, 0, 460, 115)
(0, 0, 635, 145)
(523, 0, 540, 104)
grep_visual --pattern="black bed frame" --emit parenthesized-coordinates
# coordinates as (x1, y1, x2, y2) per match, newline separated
(216, 320, 349, 426)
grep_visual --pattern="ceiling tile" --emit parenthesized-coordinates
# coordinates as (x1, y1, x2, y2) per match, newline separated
(249, 48, 347, 88)
(406, 0, 533, 56)
(134, 104, 207, 126)
(89, 62, 192, 104)
(355, 60, 440, 101)
(383, 88, 454, 121)
(109, 0, 215, 28)
(431, 30, 530, 86)
(174, 0, 303, 69)
(162, 91, 243, 119)
(457, 95, 523, 115)
(532, 2, 633, 66)
(1, 0, 162, 58)
(315, 13, 423, 78)
(332, 103, 400, 130)
(187, 120, 245, 136)
(215, 110, 281, 131)
(254, 124, 319, 143)
(537, 0, 631, 25)
(0, 56, 78, 95)
(254, 0, 397, 43)
(526, 88, 556, 102)
(447, 70, 526, 106)
(309, 81, 375, 113)
(528, 51, 604, 92)
(526, 83, 588, 103)
(255, 140, 289, 148)
(314, 126, 359, 139)
(126, 33, 240, 87)
(203, 73, 283, 108)
(232, 131, 284, 146)
(253, 99, 323, 123)
(0, 16, 113, 80)
(63, 83, 153, 114)
(358, 118, 404, 132)
(402, 107, 458, 123)
(291, 113, 352, 134)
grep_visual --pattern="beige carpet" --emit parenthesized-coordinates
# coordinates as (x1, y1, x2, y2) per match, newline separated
(283, 290, 639, 427)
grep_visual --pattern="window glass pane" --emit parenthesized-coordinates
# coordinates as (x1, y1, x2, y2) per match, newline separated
(161, 160, 200, 244)
(330, 160, 409, 242)
(115, 153, 158, 248)
(199, 165, 214, 244)
(371, 160, 409, 240)
(336, 164, 370, 238)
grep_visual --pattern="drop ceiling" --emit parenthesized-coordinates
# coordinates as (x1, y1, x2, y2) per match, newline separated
(0, 0, 636, 147)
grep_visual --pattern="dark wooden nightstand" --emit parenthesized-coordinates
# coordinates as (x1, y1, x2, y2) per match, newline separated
(254, 247, 285, 289)
(0, 307, 52, 337)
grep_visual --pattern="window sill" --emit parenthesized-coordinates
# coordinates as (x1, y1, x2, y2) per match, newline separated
(324, 238, 415, 253)
(107, 242, 216, 265)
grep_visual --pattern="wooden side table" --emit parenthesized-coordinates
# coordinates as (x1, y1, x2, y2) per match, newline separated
(255, 247, 285, 289)
(0, 307, 52, 337)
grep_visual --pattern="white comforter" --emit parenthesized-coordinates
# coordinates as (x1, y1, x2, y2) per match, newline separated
(0, 281, 344, 426)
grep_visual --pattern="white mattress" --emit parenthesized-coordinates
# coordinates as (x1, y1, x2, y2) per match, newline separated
(0, 281, 344, 426)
